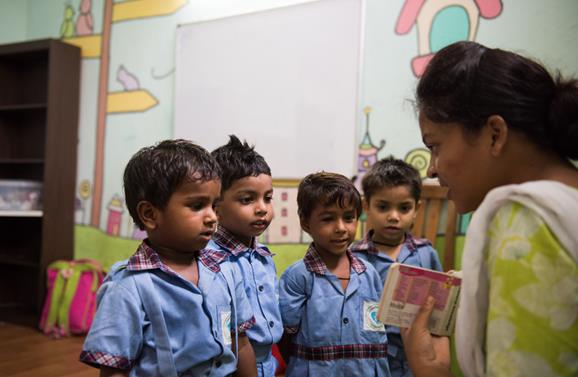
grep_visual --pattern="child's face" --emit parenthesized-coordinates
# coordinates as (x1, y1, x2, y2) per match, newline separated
(147, 179, 221, 254)
(365, 185, 418, 247)
(216, 174, 274, 246)
(301, 202, 357, 258)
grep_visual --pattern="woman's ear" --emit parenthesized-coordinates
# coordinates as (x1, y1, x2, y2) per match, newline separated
(137, 201, 158, 230)
(486, 115, 509, 156)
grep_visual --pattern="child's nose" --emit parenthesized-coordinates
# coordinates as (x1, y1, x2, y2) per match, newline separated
(206, 207, 218, 224)
(255, 200, 268, 215)
(335, 219, 347, 232)
(388, 211, 400, 221)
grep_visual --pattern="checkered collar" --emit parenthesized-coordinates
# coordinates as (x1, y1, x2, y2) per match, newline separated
(127, 241, 178, 274)
(212, 224, 272, 257)
(351, 230, 419, 254)
(127, 240, 222, 274)
(303, 243, 366, 275)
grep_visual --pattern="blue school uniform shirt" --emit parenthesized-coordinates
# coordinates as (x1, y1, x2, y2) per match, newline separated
(350, 231, 442, 377)
(80, 241, 255, 377)
(206, 225, 283, 376)
(279, 244, 391, 377)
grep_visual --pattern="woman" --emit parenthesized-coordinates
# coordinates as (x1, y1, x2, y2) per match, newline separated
(401, 41, 578, 377)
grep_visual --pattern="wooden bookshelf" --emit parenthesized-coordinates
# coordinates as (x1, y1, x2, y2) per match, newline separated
(0, 39, 80, 326)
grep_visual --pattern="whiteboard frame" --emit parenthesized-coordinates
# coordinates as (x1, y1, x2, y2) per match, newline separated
(173, 0, 366, 179)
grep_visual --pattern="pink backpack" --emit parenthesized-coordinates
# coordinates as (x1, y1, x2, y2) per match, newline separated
(39, 259, 104, 338)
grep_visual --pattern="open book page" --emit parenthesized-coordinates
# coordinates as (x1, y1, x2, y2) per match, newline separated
(377, 263, 462, 336)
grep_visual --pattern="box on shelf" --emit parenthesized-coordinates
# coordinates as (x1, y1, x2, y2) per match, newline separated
(0, 180, 43, 211)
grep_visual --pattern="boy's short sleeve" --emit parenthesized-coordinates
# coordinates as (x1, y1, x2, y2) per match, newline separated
(429, 247, 443, 272)
(279, 264, 308, 334)
(80, 278, 144, 369)
(229, 263, 256, 332)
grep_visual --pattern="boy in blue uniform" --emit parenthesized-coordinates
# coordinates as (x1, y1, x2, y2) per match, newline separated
(350, 156, 442, 377)
(207, 135, 282, 377)
(80, 140, 257, 377)
(279, 172, 391, 377)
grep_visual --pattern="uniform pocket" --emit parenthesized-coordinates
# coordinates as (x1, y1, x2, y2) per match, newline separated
(217, 304, 232, 346)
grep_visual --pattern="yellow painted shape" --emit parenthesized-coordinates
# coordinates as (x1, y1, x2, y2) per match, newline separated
(113, 0, 187, 22)
(63, 35, 102, 58)
(273, 179, 301, 188)
(107, 90, 158, 113)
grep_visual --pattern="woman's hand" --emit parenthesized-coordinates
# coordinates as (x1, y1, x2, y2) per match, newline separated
(400, 296, 453, 377)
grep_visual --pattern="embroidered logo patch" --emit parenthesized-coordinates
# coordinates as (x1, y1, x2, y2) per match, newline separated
(220, 310, 232, 345)
(363, 301, 384, 332)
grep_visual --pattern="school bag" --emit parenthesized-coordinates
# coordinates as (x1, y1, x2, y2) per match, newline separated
(39, 259, 104, 338)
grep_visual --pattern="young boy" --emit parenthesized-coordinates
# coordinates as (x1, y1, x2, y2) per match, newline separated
(350, 156, 442, 377)
(279, 172, 391, 377)
(80, 139, 257, 377)
(208, 135, 282, 377)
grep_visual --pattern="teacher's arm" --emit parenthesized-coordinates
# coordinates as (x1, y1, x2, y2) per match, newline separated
(400, 296, 453, 377)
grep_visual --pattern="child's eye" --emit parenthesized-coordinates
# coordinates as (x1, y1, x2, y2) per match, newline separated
(344, 215, 356, 223)
(264, 195, 273, 203)
(189, 202, 205, 211)
(400, 205, 412, 213)
(239, 196, 253, 204)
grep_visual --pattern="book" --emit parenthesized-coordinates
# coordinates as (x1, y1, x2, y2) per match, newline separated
(376, 263, 462, 336)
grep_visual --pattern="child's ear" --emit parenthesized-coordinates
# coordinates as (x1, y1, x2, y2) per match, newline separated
(362, 198, 369, 213)
(137, 201, 158, 230)
(299, 216, 310, 234)
(414, 199, 422, 219)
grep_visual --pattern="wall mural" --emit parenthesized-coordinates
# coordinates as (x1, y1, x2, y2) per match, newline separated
(395, 0, 502, 76)
(60, 0, 186, 241)
(51, 0, 494, 268)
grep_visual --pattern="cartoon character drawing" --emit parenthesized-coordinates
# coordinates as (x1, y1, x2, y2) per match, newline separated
(405, 148, 431, 179)
(60, 4, 76, 38)
(354, 106, 385, 189)
(116, 64, 140, 91)
(396, 0, 502, 76)
(75, 0, 94, 36)
(117, 65, 140, 91)
(106, 194, 124, 236)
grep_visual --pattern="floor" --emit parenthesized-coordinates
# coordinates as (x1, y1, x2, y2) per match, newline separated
(0, 322, 95, 377)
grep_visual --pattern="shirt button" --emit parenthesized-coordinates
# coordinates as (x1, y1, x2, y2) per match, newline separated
(216, 360, 222, 368)
(343, 317, 349, 324)
(258, 285, 264, 292)
(269, 321, 275, 328)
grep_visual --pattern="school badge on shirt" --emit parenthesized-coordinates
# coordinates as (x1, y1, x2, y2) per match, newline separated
(363, 301, 385, 332)
(220, 310, 232, 345)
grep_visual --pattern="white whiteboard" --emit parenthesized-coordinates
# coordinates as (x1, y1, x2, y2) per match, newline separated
(174, 0, 364, 178)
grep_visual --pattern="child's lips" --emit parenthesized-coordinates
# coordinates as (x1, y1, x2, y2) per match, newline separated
(251, 220, 268, 229)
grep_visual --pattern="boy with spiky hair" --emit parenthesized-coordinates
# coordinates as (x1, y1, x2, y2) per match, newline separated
(208, 135, 282, 377)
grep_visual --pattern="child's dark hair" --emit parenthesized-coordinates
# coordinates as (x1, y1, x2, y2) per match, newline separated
(417, 41, 578, 160)
(211, 135, 271, 192)
(123, 139, 221, 229)
(362, 156, 421, 203)
(297, 172, 362, 221)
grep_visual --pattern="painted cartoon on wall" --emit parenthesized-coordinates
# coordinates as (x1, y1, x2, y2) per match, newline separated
(44, 0, 515, 270)
(396, 0, 503, 76)
(59, 0, 185, 237)
(405, 148, 431, 179)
